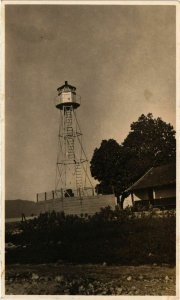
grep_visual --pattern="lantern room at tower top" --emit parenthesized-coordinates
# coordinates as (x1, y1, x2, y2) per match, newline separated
(56, 80, 80, 110)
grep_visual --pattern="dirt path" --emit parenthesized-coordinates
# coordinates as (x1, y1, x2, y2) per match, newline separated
(5, 263, 176, 295)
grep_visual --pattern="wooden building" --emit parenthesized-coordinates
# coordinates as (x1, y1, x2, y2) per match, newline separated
(123, 163, 176, 209)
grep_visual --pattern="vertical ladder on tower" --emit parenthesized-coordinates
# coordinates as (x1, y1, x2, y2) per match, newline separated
(65, 107, 75, 160)
(67, 138, 74, 160)
(64, 107, 84, 195)
(75, 161, 83, 194)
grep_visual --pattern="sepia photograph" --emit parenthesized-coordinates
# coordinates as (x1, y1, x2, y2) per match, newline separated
(4, 2, 176, 297)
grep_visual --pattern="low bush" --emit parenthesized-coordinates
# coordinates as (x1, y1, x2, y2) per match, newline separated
(5, 207, 176, 265)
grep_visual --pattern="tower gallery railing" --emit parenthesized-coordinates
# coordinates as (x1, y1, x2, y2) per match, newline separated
(36, 187, 96, 202)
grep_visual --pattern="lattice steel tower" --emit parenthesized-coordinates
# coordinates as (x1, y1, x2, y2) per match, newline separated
(55, 81, 94, 198)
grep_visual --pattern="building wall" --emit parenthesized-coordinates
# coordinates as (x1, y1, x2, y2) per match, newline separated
(131, 185, 176, 209)
(132, 185, 175, 202)
(36, 194, 117, 216)
(133, 190, 149, 201)
(154, 185, 175, 199)
(123, 195, 133, 208)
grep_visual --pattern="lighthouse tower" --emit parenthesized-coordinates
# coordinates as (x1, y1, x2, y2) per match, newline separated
(54, 81, 94, 198)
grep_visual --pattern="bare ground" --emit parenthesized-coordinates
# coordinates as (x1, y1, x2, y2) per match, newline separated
(5, 263, 176, 295)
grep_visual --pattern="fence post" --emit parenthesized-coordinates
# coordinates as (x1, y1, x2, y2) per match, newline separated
(36, 194, 38, 203)
(61, 188, 64, 213)
(131, 192, 134, 205)
(79, 188, 81, 199)
(92, 188, 95, 196)
(45, 192, 47, 201)
(61, 188, 63, 200)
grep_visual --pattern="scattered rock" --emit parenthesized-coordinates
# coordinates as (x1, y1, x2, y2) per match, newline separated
(64, 289, 70, 294)
(6, 243, 17, 249)
(116, 287, 123, 294)
(162, 263, 169, 267)
(102, 262, 107, 266)
(44, 277, 49, 282)
(78, 285, 84, 293)
(5, 264, 176, 295)
(31, 273, 39, 280)
(102, 290, 107, 295)
(55, 275, 64, 283)
(109, 287, 115, 293)
(153, 263, 157, 266)
(127, 276, 132, 281)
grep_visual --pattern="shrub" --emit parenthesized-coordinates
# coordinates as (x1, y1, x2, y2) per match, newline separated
(5, 208, 176, 265)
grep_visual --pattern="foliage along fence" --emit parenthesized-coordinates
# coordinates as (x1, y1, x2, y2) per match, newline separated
(5, 206, 176, 266)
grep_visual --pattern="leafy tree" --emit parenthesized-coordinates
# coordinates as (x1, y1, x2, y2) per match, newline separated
(90, 113, 176, 206)
(90, 139, 122, 195)
(122, 113, 176, 186)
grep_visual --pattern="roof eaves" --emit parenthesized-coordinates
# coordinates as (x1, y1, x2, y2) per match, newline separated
(125, 166, 154, 193)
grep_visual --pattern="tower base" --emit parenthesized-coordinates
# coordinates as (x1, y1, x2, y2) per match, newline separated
(36, 194, 117, 217)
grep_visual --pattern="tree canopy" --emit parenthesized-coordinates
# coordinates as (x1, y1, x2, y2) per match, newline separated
(90, 139, 123, 194)
(90, 113, 176, 200)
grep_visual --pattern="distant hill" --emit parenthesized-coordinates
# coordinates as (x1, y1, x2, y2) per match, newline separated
(5, 199, 37, 218)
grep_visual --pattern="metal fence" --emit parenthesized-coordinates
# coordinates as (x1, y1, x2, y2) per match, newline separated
(36, 187, 96, 202)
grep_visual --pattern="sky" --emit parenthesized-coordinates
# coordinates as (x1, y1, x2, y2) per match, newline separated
(5, 4, 176, 201)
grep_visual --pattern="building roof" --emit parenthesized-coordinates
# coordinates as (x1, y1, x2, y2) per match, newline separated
(126, 163, 176, 192)
(57, 81, 76, 92)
